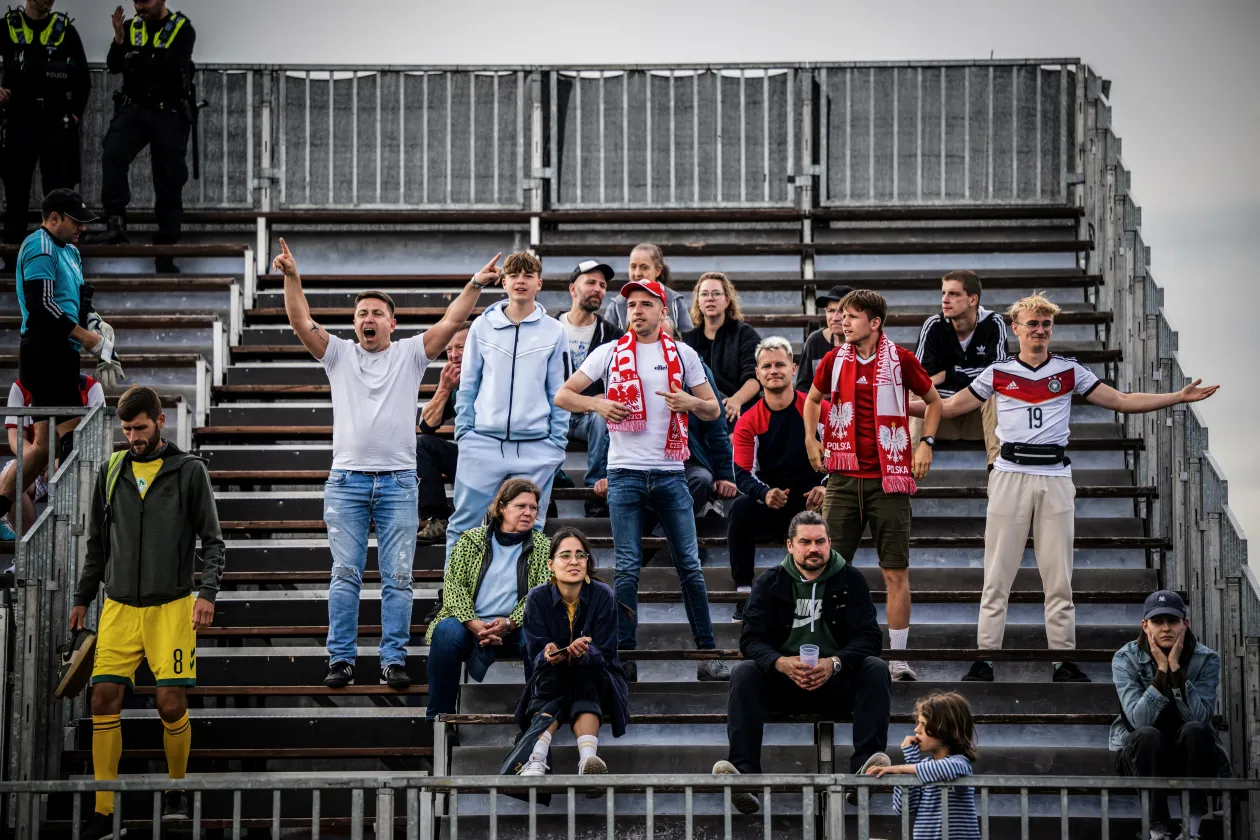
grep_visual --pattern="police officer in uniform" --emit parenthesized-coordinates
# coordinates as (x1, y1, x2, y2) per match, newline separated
(89, 1, 195, 274)
(0, 0, 89, 257)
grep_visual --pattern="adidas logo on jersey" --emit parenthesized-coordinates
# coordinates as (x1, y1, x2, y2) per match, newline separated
(1004, 381, 1019, 390)
(856, 376, 869, 384)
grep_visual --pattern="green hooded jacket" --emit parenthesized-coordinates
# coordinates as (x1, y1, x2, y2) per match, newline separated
(779, 549, 848, 657)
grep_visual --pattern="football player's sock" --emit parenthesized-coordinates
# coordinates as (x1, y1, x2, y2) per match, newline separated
(92, 714, 123, 814)
(162, 711, 192, 780)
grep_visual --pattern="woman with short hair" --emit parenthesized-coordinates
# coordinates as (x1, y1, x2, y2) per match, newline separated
(425, 478, 552, 719)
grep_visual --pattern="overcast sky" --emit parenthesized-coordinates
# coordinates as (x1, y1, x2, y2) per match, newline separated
(62, 0, 1260, 539)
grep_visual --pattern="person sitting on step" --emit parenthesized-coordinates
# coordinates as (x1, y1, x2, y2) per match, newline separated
(425, 478, 552, 720)
(1111, 590, 1229, 840)
(416, 327, 468, 546)
(727, 337, 829, 621)
(794, 285, 853, 392)
(713, 510, 891, 815)
(509, 527, 630, 785)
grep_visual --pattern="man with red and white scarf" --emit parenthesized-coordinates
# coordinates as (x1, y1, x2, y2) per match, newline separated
(557, 280, 728, 683)
(804, 289, 942, 682)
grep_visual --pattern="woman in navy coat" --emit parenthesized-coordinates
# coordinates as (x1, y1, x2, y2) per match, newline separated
(509, 527, 630, 782)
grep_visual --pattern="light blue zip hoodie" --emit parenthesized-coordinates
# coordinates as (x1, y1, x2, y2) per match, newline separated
(455, 300, 570, 449)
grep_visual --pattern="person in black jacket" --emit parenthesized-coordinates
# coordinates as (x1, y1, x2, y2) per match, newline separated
(794, 285, 852, 392)
(556, 261, 620, 515)
(912, 270, 1006, 466)
(415, 327, 467, 545)
(0, 0, 91, 251)
(87, 1, 196, 273)
(683, 271, 762, 424)
(712, 510, 891, 814)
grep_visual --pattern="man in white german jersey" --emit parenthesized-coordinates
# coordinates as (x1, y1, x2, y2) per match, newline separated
(932, 294, 1217, 683)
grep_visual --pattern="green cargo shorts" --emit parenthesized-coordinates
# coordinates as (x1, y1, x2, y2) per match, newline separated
(822, 474, 912, 569)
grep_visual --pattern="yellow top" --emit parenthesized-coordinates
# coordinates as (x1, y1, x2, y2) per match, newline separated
(564, 598, 579, 635)
(131, 459, 163, 499)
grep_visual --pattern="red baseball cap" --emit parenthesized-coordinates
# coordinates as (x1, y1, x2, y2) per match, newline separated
(620, 280, 668, 305)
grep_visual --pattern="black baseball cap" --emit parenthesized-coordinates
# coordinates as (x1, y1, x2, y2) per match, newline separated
(41, 189, 98, 223)
(816, 285, 853, 306)
(1143, 590, 1187, 621)
(568, 260, 615, 285)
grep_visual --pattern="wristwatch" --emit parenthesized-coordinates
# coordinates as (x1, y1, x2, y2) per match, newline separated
(829, 656, 842, 677)
(921, 436, 936, 448)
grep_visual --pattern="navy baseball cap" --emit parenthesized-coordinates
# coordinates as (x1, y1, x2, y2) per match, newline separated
(816, 285, 853, 306)
(569, 260, 615, 285)
(1143, 590, 1187, 621)
(41, 189, 98, 223)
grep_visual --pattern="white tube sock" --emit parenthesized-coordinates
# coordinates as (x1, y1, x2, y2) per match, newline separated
(577, 734, 598, 763)
(529, 729, 553, 764)
(889, 627, 909, 651)
(1188, 813, 1203, 836)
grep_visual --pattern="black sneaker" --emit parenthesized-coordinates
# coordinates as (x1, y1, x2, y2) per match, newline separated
(620, 658, 638, 683)
(54, 627, 97, 699)
(584, 500, 610, 518)
(422, 589, 444, 625)
(961, 659, 994, 682)
(161, 790, 190, 822)
(381, 664, 412, 690)
(732, 599, 747, 622)
(1053, 661, 1091, 683)
(83, 216, 128, 245)
(324, 661, 354, 688)
(81, 812, 126, 839)
(155, 256, 180, 274)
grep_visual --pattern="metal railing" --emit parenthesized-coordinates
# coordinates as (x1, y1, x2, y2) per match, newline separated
(4, 60, 1086, 213)
(3, 406, 114, 833)
(1077, 67, 1259, 821)
(3, 773, 1258, 840)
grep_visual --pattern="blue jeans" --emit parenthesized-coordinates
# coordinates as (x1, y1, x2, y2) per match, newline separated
(324, 469, 420, 668)
(570, 411, 609, 487)
(426, 616, 530, 718)
(607, 468, 715, 650)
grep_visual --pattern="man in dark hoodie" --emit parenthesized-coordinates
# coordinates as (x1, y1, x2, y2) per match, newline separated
(1111, 590, 1228, 840)
(713, 510, 892, 813)
(68, 385, 225, 835)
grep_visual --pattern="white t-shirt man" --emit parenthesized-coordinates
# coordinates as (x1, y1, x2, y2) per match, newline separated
(578, 338, 707, 472)
(320, 334, 430, 471)
(967, 354, 1100, 478)
(558, 312, 598, 369)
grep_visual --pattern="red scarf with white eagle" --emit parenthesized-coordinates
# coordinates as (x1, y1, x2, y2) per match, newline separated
(605, 329, 689, 462)
(824, 331, 916, 494)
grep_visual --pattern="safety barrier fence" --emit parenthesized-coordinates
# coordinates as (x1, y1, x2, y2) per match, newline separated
(7, 60, 1085, 212)
(1076, 66, 1260, 820)
(2, 406, 114, 833)
(4, 773, 1259, 840)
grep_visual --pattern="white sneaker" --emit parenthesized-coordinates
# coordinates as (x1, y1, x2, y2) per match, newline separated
(517, 758, 548, 777)
(711, 760, 760, 814)
(579, 755, 608, 798)
(889, 660, 917, 681)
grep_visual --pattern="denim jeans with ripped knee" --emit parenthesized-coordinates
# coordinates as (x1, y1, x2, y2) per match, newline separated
(324, 469, 420, 667)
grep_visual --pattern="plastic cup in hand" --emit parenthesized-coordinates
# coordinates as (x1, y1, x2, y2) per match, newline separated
(799, 645, 819, 667)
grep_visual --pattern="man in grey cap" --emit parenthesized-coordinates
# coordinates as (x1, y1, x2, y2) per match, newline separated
(1111, 590, 1229, 839)
(0, 188, 121, 527)
(794, 285, 852, 392)
(556, 260, 621, 515)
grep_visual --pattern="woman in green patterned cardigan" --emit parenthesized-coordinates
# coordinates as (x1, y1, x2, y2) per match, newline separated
(425, 478, 552, 719)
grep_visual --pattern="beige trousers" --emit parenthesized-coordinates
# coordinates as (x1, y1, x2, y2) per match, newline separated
(977, 469, 1077, 650)
(911, 396, 999, 465)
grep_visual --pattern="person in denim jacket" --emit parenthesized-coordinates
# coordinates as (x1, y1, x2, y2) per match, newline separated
(1111, 590, 1230, 840)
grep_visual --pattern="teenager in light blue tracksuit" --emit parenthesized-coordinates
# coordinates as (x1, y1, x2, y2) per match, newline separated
(445, 299, 570, 562)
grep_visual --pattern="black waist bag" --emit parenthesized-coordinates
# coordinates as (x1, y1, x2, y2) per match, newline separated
(1000, 442, 1070, 467)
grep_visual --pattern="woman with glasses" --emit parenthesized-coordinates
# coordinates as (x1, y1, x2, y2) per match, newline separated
(682, 271, 763, 424)
(508, 527, 631, 784)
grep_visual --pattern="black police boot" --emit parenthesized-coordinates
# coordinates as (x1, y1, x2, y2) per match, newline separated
(83, 216, 128, 245)
(155, 256, 180, 274)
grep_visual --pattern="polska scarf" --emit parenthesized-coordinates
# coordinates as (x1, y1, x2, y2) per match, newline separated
(605, 330, 690, 461)
(824, 331, 917, 494)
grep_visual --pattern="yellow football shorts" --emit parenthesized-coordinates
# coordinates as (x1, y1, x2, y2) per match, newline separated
(91, 593, 197, 687)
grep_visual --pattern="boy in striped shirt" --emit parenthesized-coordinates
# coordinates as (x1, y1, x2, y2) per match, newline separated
(869, 692, 980, 840)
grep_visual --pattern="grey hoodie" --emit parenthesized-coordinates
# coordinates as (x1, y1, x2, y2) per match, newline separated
(75, 441, 226, 608)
